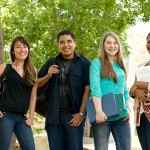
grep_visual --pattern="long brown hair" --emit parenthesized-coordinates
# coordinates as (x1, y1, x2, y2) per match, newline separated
(10, 36, 36, 86)
(99, 32, 127, 83)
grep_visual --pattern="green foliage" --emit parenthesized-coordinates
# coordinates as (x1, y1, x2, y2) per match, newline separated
(1, 0, 150, 69)
(32, 113, 45, 134)
(0, 2, 148, 86)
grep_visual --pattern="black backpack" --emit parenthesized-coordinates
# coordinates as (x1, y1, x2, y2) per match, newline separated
(35, 57, 56, 117)
(35, 84, 49, 117)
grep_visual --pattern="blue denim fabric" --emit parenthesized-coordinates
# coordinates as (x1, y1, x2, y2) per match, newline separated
(0, 112, 35, 150)
(92, 119, 131, 150)
(46, 113, 84, 150)
(136, 113, 150, 150)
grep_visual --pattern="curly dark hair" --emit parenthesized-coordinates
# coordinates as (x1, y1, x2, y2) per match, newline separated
(146, 33, 150, 40)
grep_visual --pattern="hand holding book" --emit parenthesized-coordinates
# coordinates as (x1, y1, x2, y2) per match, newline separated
(85, 93, 124, 124)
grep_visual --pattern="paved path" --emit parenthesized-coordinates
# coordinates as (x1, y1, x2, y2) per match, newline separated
(83, 142, 142, 150)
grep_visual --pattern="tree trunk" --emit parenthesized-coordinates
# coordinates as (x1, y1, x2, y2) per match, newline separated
(0, 14, 4, 64)
(0, 13, 17, 150)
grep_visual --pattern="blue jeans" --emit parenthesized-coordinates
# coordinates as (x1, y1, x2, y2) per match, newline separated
(0, 112, 35, 150)
(136, 113, 150, 150)
(46, 113, 84, 150)
(92, 119, 131, 150)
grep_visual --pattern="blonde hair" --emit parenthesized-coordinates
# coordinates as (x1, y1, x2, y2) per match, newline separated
(99, 32, 127, 83)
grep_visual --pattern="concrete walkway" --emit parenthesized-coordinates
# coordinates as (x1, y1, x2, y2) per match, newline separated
(83, 142, 142, 150)
(33, 135, 142, 150)
(83, 136, 142, 150)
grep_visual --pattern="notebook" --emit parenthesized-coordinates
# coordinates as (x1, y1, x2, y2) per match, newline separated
(85, 93, 119, 124)
(114, 93, 124, 118)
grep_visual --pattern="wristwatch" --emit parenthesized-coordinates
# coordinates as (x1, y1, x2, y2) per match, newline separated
(79, 112, 85, 117)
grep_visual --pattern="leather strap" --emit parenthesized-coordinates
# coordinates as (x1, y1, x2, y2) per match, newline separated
(0, 64, 11, 82)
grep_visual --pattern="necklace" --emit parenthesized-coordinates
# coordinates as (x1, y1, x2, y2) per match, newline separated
(14, 62, 24, 76)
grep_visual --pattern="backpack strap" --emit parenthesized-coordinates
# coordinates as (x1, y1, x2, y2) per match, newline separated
(0, 64, 11, 82)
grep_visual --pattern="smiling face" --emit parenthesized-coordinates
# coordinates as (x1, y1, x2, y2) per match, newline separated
(104, 36, 119, 58)
(58, 35, 76, 59)
(146, 35, 150, 54)
(13, 41, 29, 61)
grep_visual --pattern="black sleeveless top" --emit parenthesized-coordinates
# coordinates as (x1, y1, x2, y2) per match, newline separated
(0, 66, 33, 114)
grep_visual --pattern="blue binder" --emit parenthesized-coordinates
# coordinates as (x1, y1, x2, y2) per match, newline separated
(85, 93, 119, 124)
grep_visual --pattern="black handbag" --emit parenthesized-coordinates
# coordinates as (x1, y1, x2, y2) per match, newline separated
(35, 84, 49, 117)
(0, 64, 11, 96)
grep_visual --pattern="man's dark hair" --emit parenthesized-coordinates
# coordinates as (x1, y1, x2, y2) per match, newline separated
(57, 30, 76, 42)
(147, 33, 150, 40)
